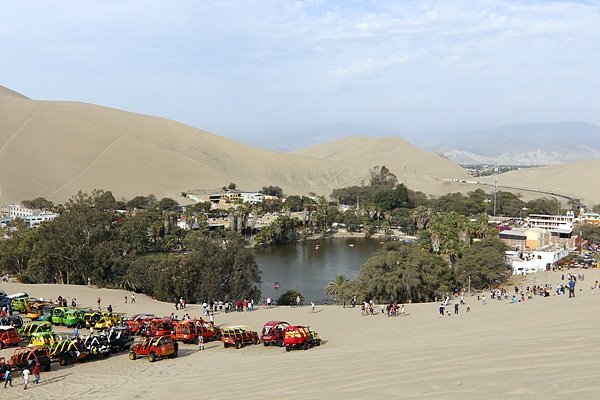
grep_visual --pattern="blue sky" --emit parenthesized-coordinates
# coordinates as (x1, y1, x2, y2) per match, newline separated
(1, 0, 599, 145)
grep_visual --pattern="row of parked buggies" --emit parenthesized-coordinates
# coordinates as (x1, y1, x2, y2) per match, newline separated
(0, 291, 323, 371)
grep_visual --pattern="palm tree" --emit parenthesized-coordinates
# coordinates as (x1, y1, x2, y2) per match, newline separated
(324, 274, 349, 301)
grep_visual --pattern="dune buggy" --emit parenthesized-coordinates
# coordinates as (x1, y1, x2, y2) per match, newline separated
(129, 335, 177, 362)
(103, 327, 134, 352)
(221, 325, 260, 349)
(49, 339, 90, 366)
(81, 334, 111, 358)
(0, 326, 21, 349)
(18, 321, 53, 338)
(9, 346, 52, 371)
(283, 325, 322, 351)
(261, 321, 289, 347)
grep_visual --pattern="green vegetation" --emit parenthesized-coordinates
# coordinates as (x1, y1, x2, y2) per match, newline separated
(276, 289, 304, 306)
(0, 190, 261, 303)
(259, 185, 283, 197)
(336, 238, 510, 304)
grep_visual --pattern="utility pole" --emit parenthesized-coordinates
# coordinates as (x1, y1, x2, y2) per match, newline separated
(493, 165, 498, 217)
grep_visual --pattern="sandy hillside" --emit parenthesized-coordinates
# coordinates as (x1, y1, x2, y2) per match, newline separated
(478, 160, 600, 205)
(289, 135, 469, 178)
(1, 85, 597, 206)
(0, 268, 599, 400)
(0, 87, 357, 204)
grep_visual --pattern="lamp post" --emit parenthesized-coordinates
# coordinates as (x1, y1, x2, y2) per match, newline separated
(465, 270, 471, 297)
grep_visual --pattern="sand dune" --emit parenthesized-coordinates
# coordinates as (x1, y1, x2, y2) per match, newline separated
(0, 267, 598, 399)
(1, 86, 597, 207)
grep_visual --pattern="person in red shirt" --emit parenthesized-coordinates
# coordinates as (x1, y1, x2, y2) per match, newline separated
(33, 362, 41, 384)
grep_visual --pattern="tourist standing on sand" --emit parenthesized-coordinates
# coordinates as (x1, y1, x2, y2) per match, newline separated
(131, 293, 136, 303)
(22, 367, 30, 390)
(124, 295, 127, 303)
(439, 303, 445, 317)
(296, 295, 301, 307)
(33, 362, 40, 384)
(197, 334, 204, 351)
(454, 303, 459, 315)
(97, 297, 101, 310)
(311, 301, 315, 313)
(4, 367, 12, 388)
(568, 279, 576, 298)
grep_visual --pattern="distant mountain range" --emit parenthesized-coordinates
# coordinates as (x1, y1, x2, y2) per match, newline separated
(238, 121, 600, 166)
(429, 122, 600, 165)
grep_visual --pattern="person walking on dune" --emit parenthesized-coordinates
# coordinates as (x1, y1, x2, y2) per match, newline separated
(22, 367, 30, 390)
(3, 367, 12, 388)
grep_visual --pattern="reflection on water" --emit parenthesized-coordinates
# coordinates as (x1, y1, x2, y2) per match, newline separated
(254, 238, 382, 304)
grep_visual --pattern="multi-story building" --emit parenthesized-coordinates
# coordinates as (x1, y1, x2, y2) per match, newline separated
(527, 212, 574, 232)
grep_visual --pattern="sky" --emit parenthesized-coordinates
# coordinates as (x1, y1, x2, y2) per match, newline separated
(1, 0, 599, 146)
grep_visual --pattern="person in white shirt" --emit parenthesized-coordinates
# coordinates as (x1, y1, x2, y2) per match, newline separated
(22, 368, 30, 390)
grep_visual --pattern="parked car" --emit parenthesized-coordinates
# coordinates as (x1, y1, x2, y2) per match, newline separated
(49, 339, 90, 366)
(261, 321, 289, 347)
(39, 305, 57, 322)
(18, 321, 53, 338)
(283, 325, 322, 351)
(0, 326, 21, 349)
(28, 332, 62, 349)
(171, 319, 200, 344)
(63, 309, 88, 328)
(51, 307, 69, 325)
(221, 325, 260, 349)
(9, 346, 52, 371)
(26, 301, 54, 320)
(124, 313, 155, 334)
(195, 319, 221, 341)
(11, 297, 37, 313)
(103, 327, 134, 352)
(94, 312, 125, 329)
(81, 334, 111, 358)
(0, 315, 24, 330)
(139, 318, 173, 337)
(129, 336, 177, 362)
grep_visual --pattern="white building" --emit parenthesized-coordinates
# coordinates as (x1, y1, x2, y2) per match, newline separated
(22, 211, 59, 228)
(9, 204, 34, 218)
(527, 212, 574, 232)
(239, 192, 264, 203)
(509, 246, 570, 275)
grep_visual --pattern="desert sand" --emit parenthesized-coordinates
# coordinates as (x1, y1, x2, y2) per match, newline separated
(1, 268, 599, 400)
(3, 85, 598, 207)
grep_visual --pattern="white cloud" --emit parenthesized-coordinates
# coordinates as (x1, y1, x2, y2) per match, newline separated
(0, 0, 598, 137)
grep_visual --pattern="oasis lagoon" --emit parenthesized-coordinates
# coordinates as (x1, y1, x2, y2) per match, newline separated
(254, 238, 382, 304)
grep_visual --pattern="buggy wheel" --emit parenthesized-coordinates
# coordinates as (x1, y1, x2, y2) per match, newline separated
(224, 343, 229, 348)
(235, 341, 242, 349)
(254, 338, 260, 345)
(316, 339, 322, 346)
(303, 341, 309, 350)
(263, 341, 269, 346)
(215, 333, 222, 341)
(0, 341, 4, 349)
(285, 345, 291, 352)
(129, 351, 137, 360)
(277, 339, 284, 347)
(148, 352, 157, 362)
(44, 364, 51, 372)
(59, 357, 68, 366)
